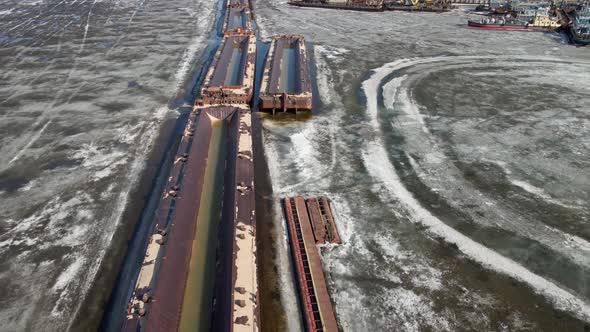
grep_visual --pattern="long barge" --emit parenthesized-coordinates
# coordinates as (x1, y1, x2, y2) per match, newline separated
(196, 33, 257, 106)
(288, 0, 451, 12)
(121, 105, 259, 332)
(282, 196, 340, 332)
(288, 0, 385, 11)
(259, 35, 312, 114)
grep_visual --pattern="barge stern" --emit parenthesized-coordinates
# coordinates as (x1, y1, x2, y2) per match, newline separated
(259, 35, 313, 114)
(197, 34, 257, 107)
(282, 196, 340, 332)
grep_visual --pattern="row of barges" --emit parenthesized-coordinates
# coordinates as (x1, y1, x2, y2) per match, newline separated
(121, 0, 259, 331)
(118, 0, 344, 330)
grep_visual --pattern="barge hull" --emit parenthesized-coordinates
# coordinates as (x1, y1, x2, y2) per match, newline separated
(198, 34, 257, 107)
(121, 107, 260, 332)
(282, 197, 339, 332)
(145, 108, 239, 332)
(223, 6, 254, 35)
(231, 110, 259, 331)
(227, 0, 250, 7)
(467, 20, 553, 31)
(288, 1, 384, 11)
(259, 35, 313, 113)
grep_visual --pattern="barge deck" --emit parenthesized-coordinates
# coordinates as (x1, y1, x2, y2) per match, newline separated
(282, 196, 340, 332)
(227, 0, 250, 7)
(223, 6, 254, 35)
(197, 34, 256, 106)
(259, 35, 312, 114)
(121, 106, 259, 332)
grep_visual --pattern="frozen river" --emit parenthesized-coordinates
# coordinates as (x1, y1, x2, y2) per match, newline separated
(255, 1, 590, 331)
(0, 0, 214, 330)
(0, 0, 589, 331)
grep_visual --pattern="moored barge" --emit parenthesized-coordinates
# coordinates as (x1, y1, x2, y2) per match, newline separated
(121, 106, 259, 332)
(468, 16, 555, 31)
(223, 5, 254, 35)
(259, 35, 312, 114)
(384, 0, 450, 12)
(197, 34, 257, 106)
(288, 0, 385, 12)
(282, 196, 340, 332)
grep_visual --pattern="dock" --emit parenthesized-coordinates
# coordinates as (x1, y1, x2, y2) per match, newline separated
(282, 196, 340, 332)
(116, 0, 339, 329)
(259, 35, 312, 114)
(119, 0, 261, 328)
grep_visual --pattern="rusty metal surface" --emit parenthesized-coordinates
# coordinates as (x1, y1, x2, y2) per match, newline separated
(209, 107, 240, 332)
(143, 107, 238, 332)
(210, 35, 248, 86)
(305, 198, 326, 244)
(198, 34, 256, 106)
(319, 197, 341, 244)
(282, 197, 339, 332)
(231, 110, 259, 331)
(259, 35, 312, 112)
(268, 38, 293, 94)
(267, 37, 309, 95)
(282, 198, 317, 332)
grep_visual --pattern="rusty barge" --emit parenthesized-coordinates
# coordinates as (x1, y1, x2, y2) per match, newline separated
(223, 5, 253, 35)
(227, 0, 250, 7)
(259, 35, 313, 114)
(288, 0, 451, 12)
(196, 33, 256, 106)
(288, 0, 385, 11)
(117, 0, 343, 328)
(122, 105, 259, 332)
(120, 0, 259, 330)
(282, 197, 341, 332)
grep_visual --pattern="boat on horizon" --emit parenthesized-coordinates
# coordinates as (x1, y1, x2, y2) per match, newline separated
(468, 16, 554, 31)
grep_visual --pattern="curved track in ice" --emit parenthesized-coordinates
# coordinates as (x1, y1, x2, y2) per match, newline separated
(361, 56, 590, 323)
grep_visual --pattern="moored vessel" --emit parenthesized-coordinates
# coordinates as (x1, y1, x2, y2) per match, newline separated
(288, 0, 385, 11)
(468, 15, 554, 31)
(259, 34, 313, 114)
(196, 33, 257, 106)
(551, 1, 590, 45)
(384, 0, 450, 12)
